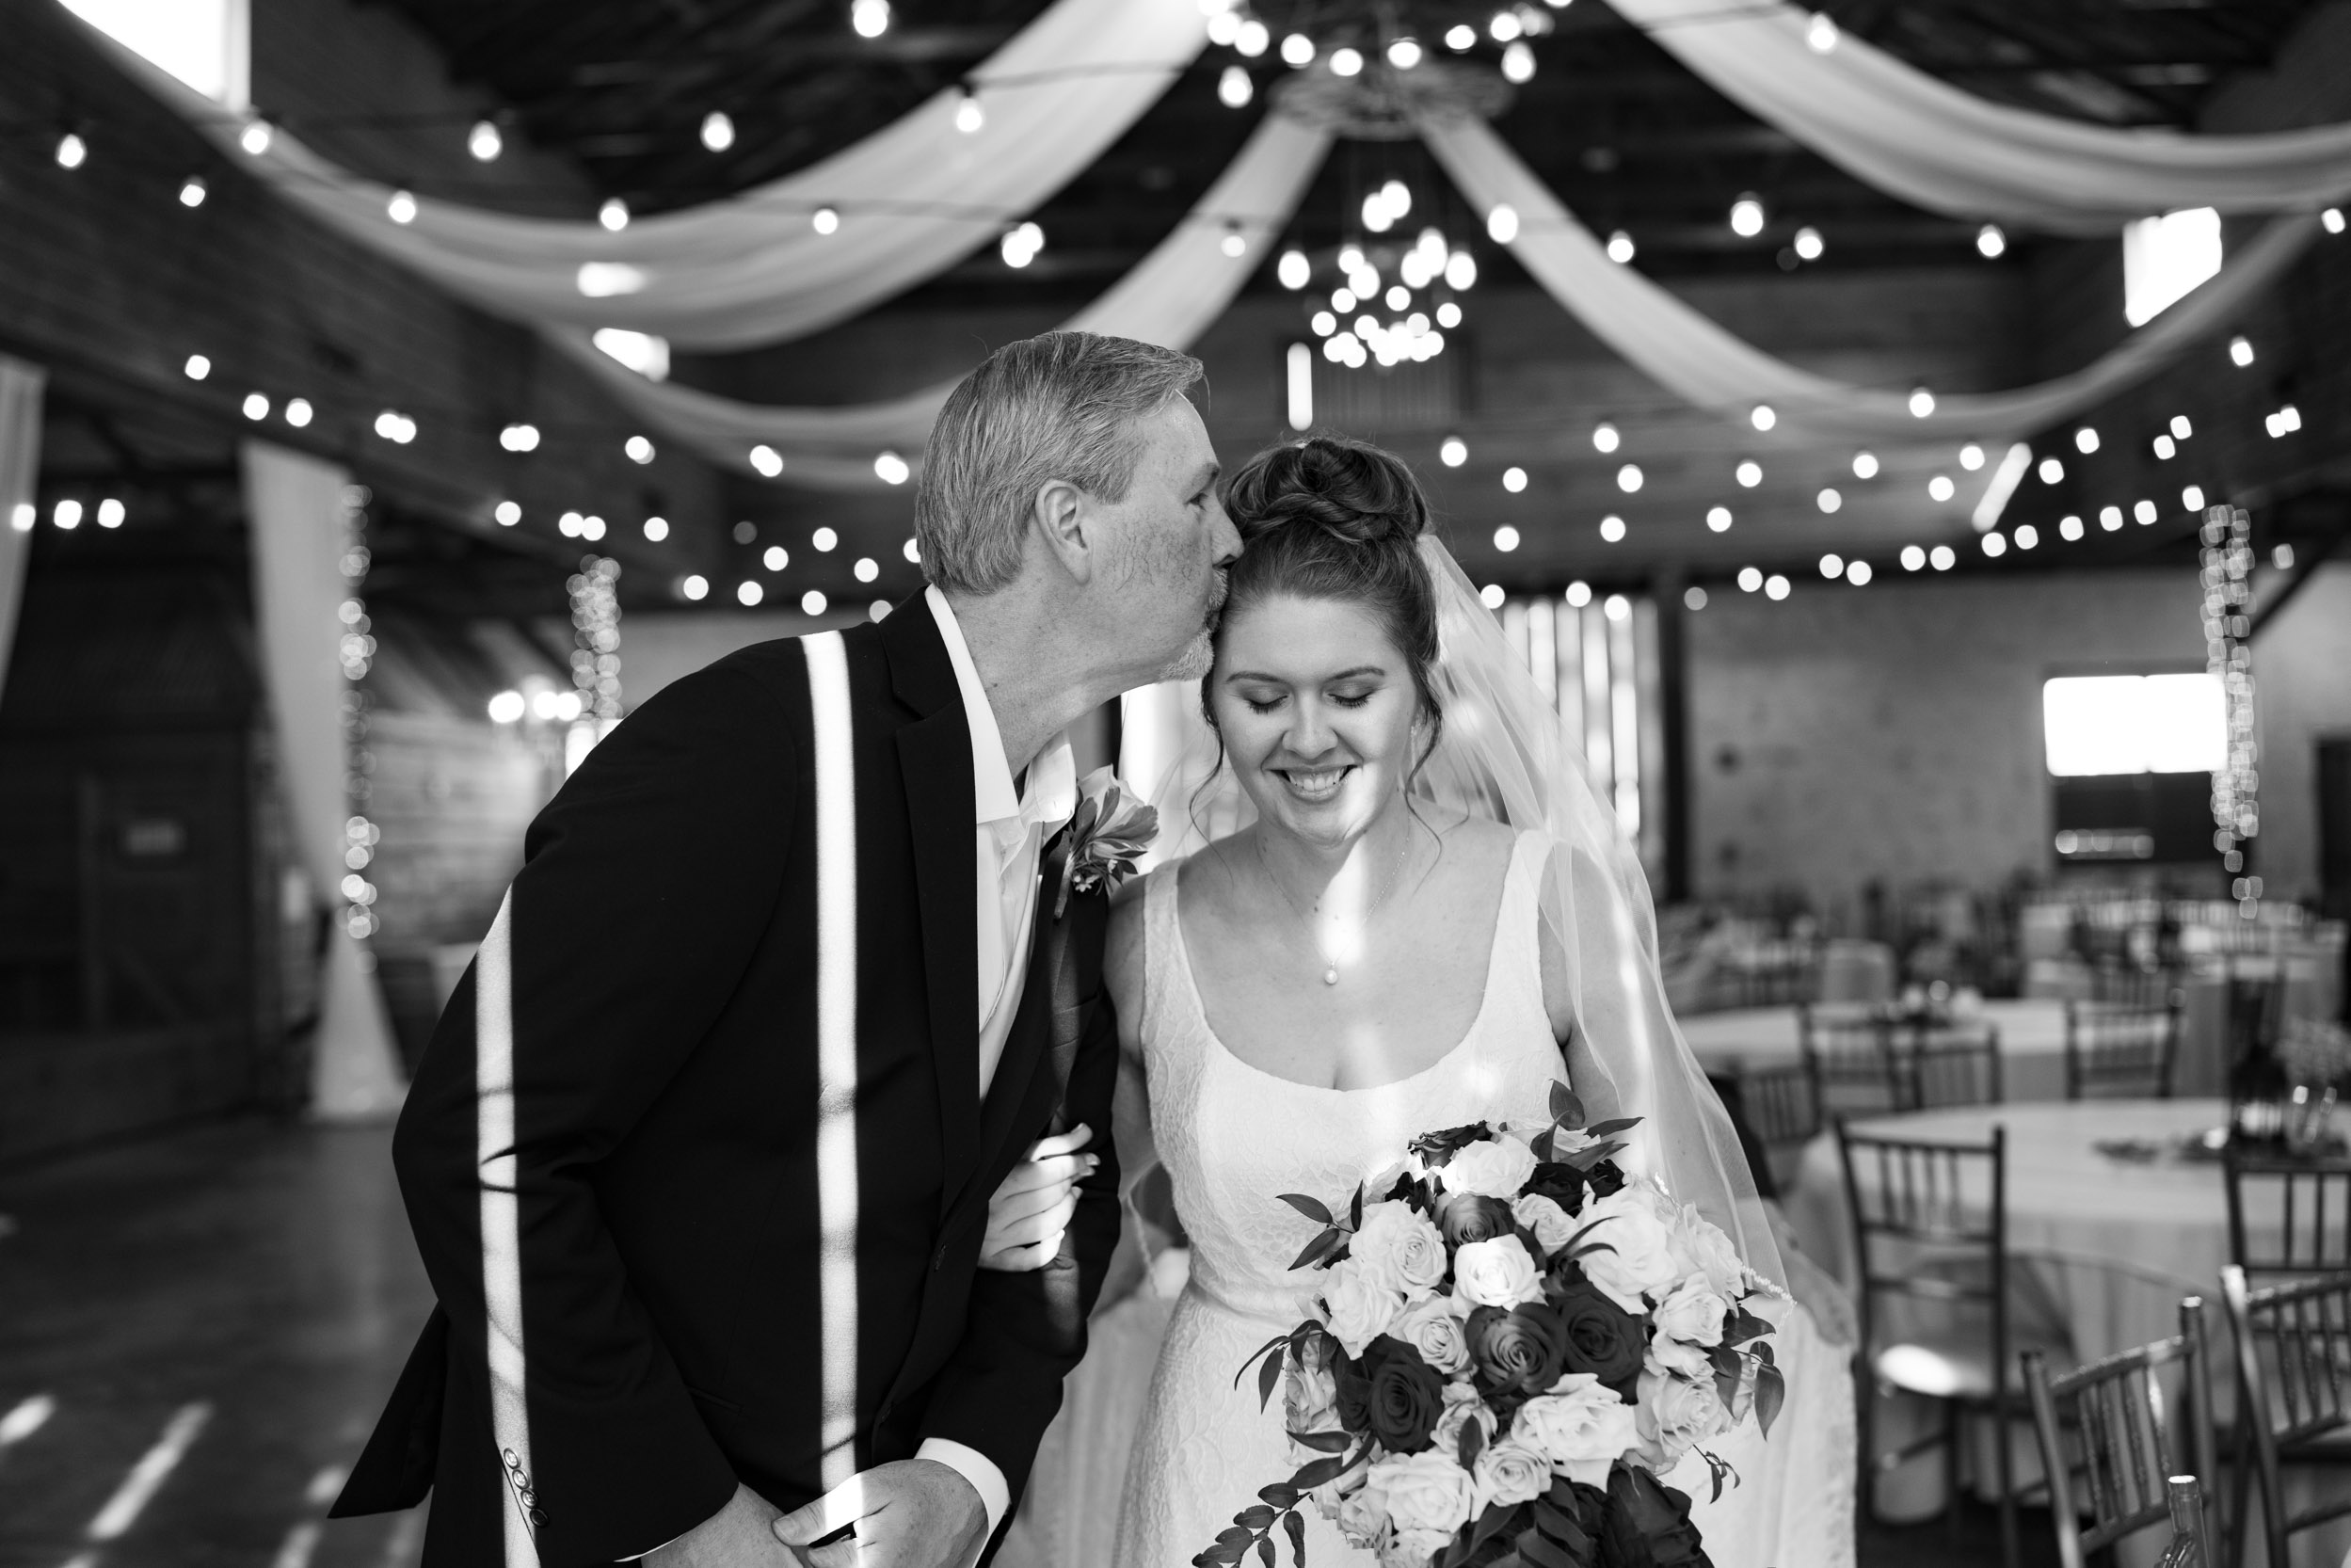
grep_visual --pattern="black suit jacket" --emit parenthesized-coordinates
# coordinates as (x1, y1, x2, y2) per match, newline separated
(333, 599, 1123, 1567)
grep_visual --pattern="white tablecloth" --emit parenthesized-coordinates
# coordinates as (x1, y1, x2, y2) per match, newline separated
(1684, 990, 2230, 1103)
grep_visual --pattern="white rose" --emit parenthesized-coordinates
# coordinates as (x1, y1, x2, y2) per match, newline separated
(1472, 1438, 1551, 1511)
(1285, 1335, 1342, 1458)
(1634, 1369, 1732, 1472)
(1392, 1293, 1474, 1375)
(1335, 1471, 1389, 1542)
(1452, 1236, 1544, 1310)
(1666, 1202, 1750, 1302)
(1645, 1330, 1712, 1380)
(1512, 1372, 1640, 1487)
(1571, 1189, 1683, 1315)
(1367, 1451, 1479, 1537)
(1320, 1259, 1404, 1356)
(1429, 1380, 1497, 1457)
(1512, 1193, 1577, 1258)
(1652, 1272, 1730, 1349)
(1353, 1201, 1449, 1295)
(1383, 1528, 1454, 1568)
(1443, 1134, 1540, 1200)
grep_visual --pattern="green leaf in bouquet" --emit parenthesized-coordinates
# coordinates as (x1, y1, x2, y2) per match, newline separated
(1236, 1333, 1287, 1394)
(1258, 1341, 1287, 1411)
(1350, 1183, 1365, 1229)
(1531, 1126, 1556, 1163)
(1288, 1451, 1354, 1491)
(1258, 1483, 1302, 1509)
(1754, 1361, 1786, 1440)
(1695, 1448, 1739, 1505)
(1288, 1428, 1352, 1453)
(1239, 1505, 1278, 1529)
(1515, 1526, 1579, 1568)
(1289, 1226, 1347, 1272)
(1549, 1081, 1587, 1129)
(1279, 1192, 1335, 1225)
(1561, 1142, 1628, 1173)
(1583, 1118, 1641, 1139)
(1215, 1526, 1255, 1560)
(1258, 1537, 1277, 1568)
(1712, 1365, 1741, 1419)
(1284, 1509, 1307, 1566)
(1457, 1416, 1487, 1470)
(1752, 1338, 1776, 1367)
(1721, 1306, 1771, 1347)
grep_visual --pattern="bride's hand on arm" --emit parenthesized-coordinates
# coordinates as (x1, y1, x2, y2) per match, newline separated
(978, 1125, 1098, 1272)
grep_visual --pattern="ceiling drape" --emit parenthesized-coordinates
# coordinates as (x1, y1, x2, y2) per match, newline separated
(1421, 113, 2321, 441)
(550, 111, 1335, 487)
(1605, 0, 2351, 230)
(72, 0, 1208, 350)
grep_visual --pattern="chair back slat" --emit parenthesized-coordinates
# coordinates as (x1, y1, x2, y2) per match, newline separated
(1730, 1061, 1819, 1150)
(1800, 1004, 1906, 1118)
(2220, 1266, 2351, 1566)
(1838, 1124, 2007, 1384)
(2065, 1000, 2182, 1099)
(1909, 1026, 2004, 1111)
(2024, 1296, 2217, 1568)
(2224, 1153, 2351, 1281)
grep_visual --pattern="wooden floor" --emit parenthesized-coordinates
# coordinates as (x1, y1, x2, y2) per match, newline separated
(0, 1117, 2081, 1568)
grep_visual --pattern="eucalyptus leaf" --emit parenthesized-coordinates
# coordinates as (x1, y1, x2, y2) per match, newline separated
(1755, 1361, 1787, 1439)
(1288, 1428, 1352, 1453)
(1257, 1342, 1286, 1412)
(1277, 1192, 1335, 1225)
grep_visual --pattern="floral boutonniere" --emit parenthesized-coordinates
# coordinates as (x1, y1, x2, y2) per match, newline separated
(1051, 766, 1159, 919)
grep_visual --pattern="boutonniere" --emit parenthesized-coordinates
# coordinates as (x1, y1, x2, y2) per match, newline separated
(1051, 766, 1159, 919)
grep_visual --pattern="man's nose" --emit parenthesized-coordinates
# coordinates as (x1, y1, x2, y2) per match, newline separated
(1209, 499, 1241, 566)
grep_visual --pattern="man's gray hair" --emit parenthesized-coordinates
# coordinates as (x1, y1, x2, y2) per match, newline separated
(915, 331, 1206, 594)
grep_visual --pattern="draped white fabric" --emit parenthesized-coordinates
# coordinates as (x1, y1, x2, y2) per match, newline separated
(1607, 0, 2351, 229)
(1422, 114, 2323, 441)
(243, 442, 407, 1121)
(0, 356, 41, 710)
(75, 0, 1207, 350)
(552, 112, 1335, 487)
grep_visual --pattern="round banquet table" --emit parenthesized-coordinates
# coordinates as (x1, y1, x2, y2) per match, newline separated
(1682, 993, 2228, 1104)
(1787, 1098, 2350, 1567)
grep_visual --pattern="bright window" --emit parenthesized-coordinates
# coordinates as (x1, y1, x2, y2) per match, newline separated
(2042, 674, 2225, 776)
(60, 0, 247, 105)
(2122, 208, 2221, 327)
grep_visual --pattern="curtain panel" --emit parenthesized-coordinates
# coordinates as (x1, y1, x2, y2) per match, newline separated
(74, 0, 1208, 351)
(243, 441, 406, 1121)
(0, 356, 41, 710)
(1607, 0, 2351, 230)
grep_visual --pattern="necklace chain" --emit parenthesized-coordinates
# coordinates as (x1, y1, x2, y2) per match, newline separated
(1255, 828, 1413, 986)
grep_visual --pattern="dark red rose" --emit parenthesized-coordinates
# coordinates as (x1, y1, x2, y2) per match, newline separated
(1438, 1192, 1518, 1248)
(1599, 1464, 1712, 1568)
(1584, 1160, 1628, 1200)
(1409, 1122, 1496, 1167)
(1466, 1304, 1570, 1400)
(1525, 1160, 1590, 1213)
(1356, 1336, 1447, 1453)
(1552, 1275, 1647, 1391)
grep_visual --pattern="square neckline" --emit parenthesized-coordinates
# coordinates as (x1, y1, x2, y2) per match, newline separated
(1161, 829, 1542, 1096)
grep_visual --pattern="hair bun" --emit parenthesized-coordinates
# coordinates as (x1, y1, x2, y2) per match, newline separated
(1228, 437, 1429, 552)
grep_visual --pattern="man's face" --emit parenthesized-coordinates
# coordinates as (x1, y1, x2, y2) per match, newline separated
(1090, 398, 1240, 681)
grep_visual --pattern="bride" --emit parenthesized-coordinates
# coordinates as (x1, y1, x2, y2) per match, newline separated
(984, 437, 1849, 1567)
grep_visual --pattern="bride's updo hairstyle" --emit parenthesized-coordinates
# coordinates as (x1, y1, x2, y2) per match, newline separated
(1207, 436, 1444, 759)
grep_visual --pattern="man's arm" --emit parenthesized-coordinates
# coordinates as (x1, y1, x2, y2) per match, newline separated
(907, 978, 1126, 1523)
(392, 664, 797, 1568)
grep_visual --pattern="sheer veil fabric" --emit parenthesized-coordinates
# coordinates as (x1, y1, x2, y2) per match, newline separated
(1133, 538, 1786, 1295)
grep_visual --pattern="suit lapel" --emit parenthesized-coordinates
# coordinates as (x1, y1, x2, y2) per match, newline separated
(881, 600, 981, 1219)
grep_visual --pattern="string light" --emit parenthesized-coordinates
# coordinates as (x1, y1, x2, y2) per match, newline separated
(1278, 249, 1310, 289)
(1440, 436, 1468, 467)
(1001, 220, 1045, 267)
(1605, 231, 1635, 264)
(739, 581, 764, 606)
(1617, 464, 1643, 493)
(500, 423, 540, 453)
(1793, 226, 1823, 261)
(1765, 574, 1791, 600)
(1816, 488, 1841, 513)
(851, 0, 890, 38)
(1221, 224, 1249, 259)
(1480, 584, 1507, 610)
(1685, 585, 1708, 611)
(954, 87, 985, 134)
(643, 516, 668, 540)
(2100, 505, 2123, 531)
(803, 589, 829, 615)
(285, 398, 312, 427)
(56, 132, 88, 168)
(2073, 427, 2100, 454)
(1236, 19, 1270, 55)
(1599, 516, 1626, 542)
(1851, 451, 1879, 478)
(1387, 38, 1422, 69)
(1487, 204, 1519, 244)
(1446, 24, 1476, 49)
(1750, 405, 1776, 431)
(1976, 225, 2007, 258)
(599, 198, 630, 232)
(904, 537, 921, 563)
(1490, 11, 1523, 41)
(239, 120, 272, 155)
(1909, 388, 1936, 417)
(1900, 545, 1926, 570)
(2039, 456, 2065, 483)
(2264, 404, 2303, 438)
(179, 177, 207, 208)
(1493, 525, 1520, 552)
(2014, 524, 2039, 549)
(2153, 434, 2176, 459)
(1847, 560, 1873, 584)
(1502, 467, 1528, 493)
(1501, 40, 1535, 80)
(242, 392, 269, 421)
(54, 499, 83, 530)
(1310, 309, 1336, 335)
(2183, 485, 2206, 511)
(680, 574, 709, 600)
(701, 111, 735, 152)
(625, 435, 655, 464)
(468, 120, 503, 161)
(1591, 422, 1620, 454)
(97, 498, 125, 528)
(1818, 552, 1844, 579)
(1982, 532, 2007, 557)
(2229, 335, 2255, 366)
(763, 545, 790, 571)
(749, 444, 784, 477)
(1707, 506, 1732, 533)
(387, 189, 417, 224)
(2059, 516, 2083, 540)
(1567, 581, 1593, 607)
(1435, 301, 1462, 328)
(1330, 46, 1364, 75)
(1735, 459, 1762, 488)
(2134, 499, 2158, 524)
(494, 500, 520, 526)
(813, 527, 839, 552)
(570, 556, 624, 733)
(875, 451, 911, 484)
(1805, 12, 1838, 51)
(2324, 208, 2345, 234)
(1446, 250, 1477, 288)
(854, 557, 880, 582)
(1729, 195, 1766, 237)
(184, 354, 211, 380)
(2172, 415, 2194, 439)
(1280, 33, 1315, 66)
(812, 206, 840, 234)
(1207, 9, 1240, 44)
(1927, 474, 1955, 502)
(1959, 442, 1986, 470)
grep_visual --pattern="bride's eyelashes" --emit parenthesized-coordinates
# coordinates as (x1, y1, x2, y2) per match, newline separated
(1238, 688, 1376, 716)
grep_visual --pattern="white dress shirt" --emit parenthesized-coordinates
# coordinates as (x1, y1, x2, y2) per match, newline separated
(914, 585, 1077, 1543)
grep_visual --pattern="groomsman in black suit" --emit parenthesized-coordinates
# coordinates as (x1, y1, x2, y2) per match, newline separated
(333, 331, 1239, 1568)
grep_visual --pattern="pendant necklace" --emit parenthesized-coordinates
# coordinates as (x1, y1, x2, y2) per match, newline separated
(1256, 829, 1413, 986)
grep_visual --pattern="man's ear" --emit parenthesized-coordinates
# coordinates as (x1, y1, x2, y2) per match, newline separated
(1032, 478, 1096, 584)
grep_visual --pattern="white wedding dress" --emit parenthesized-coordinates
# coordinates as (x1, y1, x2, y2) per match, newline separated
(1078, 835, 1854, 1568)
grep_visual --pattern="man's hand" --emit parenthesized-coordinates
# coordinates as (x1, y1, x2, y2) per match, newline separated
(647, 1484, 796, 1568)
(773, 1460, 987, 1568)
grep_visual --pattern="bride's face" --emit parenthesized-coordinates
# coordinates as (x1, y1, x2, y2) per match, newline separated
(1210, 592, 1424, 848)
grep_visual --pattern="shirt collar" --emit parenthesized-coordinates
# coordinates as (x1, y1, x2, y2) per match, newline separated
(926, 585, 1076, 833)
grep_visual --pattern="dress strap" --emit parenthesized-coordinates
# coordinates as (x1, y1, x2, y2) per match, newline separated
(1137, 861, 1183, 1052)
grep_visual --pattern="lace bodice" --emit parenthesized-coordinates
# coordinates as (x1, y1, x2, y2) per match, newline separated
(1135, 829, 1566, 1324)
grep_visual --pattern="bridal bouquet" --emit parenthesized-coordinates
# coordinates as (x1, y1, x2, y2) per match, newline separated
(1197, 1086, 1783, 1568)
